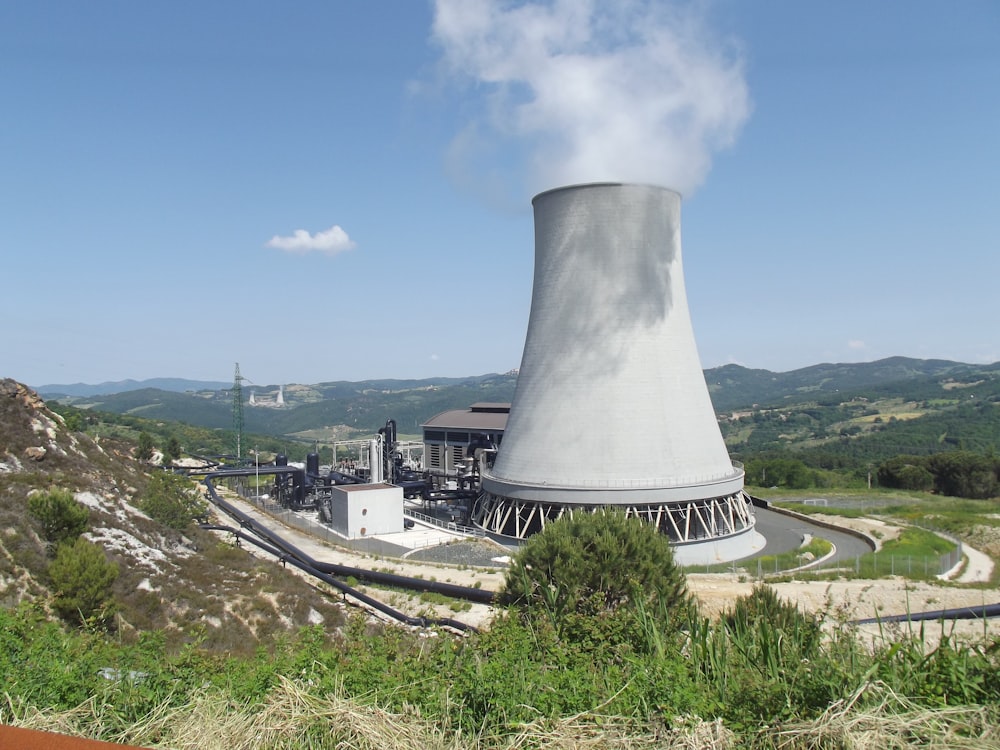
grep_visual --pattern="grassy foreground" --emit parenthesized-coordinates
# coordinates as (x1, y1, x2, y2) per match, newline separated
(2, 604, 998, 749)
(3, 510, 999, 749)
(3, 592, 1000, 747)
(8, 675, 999, 750)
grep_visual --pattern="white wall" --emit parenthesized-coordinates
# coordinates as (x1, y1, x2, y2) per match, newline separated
(330, 483, 403, 537)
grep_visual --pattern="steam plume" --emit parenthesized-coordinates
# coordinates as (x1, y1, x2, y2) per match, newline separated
(432, 0, 750, 197)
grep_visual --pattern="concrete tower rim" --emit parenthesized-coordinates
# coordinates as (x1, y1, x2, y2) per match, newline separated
(531, 181, 684, 205)
(481, 466, 746, 506)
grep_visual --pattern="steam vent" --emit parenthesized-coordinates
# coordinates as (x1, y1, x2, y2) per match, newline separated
(473, 182, 757, 564)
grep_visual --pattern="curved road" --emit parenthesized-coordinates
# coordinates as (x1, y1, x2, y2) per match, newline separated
(741, 505, 873, 565)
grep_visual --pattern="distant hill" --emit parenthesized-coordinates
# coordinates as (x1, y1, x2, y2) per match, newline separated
(37, 377, 230, 398)
(55, 373, 519, 438)
(704, 356, 995, 412)
(713, 359, 1000, 465)
(36, 359, 1000, 450)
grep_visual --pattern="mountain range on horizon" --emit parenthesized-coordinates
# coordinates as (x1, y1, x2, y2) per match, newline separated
(25, 355, 1000, 466)
(34, 377, 233, 398)
(34, 356, 1000, 401)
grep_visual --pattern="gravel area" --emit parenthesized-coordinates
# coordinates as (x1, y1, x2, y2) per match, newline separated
(404, 539, 513, 568)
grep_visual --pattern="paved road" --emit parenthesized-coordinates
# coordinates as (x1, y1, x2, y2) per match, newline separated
(231, 489, 874, 573)
(740, 505, 874, 566)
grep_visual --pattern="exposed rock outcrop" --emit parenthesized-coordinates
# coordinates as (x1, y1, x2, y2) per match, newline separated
(0, 377, 345, 649)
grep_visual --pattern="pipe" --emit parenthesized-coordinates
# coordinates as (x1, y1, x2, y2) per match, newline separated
(203, 471, 496, 605)
(327, 468, 366, 485)
(853, 603, 1000, 626)
(204, 471, 996, 627)
(200, 524, 478, 632)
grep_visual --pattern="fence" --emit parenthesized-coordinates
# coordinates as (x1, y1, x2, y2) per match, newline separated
(734, 543, 963, 581)
(404, 508, 486, 538)
(225, 480, 480, 558)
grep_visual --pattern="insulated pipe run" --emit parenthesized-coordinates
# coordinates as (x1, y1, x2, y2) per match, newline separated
(853, 603, 1000, 626)
(203, 471, 999, 627)
(204, 473, 494, 603)
(200, 524, 478, 632)
(202, 471, 496, 605)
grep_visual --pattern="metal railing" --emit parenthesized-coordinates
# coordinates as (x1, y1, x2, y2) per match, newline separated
(404, 508, 486, 538)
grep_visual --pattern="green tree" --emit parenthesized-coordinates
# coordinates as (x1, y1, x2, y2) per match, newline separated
(928, 451, 999, 499)
(63, 410, 83, 431)
(878, 455, 934, 491)
(136, 431, 154, 462)
(48, 537, 119, 627)
(27, 488, 89, 548)
(502, 509, 693, 631)
(141, 472, 208, 530)
(163, 435, 182, 464)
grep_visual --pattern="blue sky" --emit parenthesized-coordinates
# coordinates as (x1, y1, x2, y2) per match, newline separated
(3, 1, 998, 389)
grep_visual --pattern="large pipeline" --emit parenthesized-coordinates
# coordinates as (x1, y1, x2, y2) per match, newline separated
(202, 471, 496, 620)
(202, 470, 1000, 629)
(203, 472, 495, 604)
(853, 603, 1000, 626)
(201, 524, 478, 632)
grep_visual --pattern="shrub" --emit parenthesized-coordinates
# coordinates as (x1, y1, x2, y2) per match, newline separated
(140, 472, 208, 530)
(163, 436, 182, 464)
(722, 583, 821, 650)
(503, 509, 692, 626)
(27, 488, 89, 548)
(136, 431, 154, 462)
(707, 584, 841, 724)
(48, 537, 119, 627)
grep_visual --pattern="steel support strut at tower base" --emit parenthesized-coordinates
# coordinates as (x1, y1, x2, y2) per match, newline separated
(473, 183, 757, 563)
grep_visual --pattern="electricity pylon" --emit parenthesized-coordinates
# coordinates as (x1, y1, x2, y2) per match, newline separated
(232, 362, 245, 462)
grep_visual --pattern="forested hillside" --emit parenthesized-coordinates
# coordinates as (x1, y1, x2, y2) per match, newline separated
(56, 373, 518, 437)
(41, 358, 1000, 497)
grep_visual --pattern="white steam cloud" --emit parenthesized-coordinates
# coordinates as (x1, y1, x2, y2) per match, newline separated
(266, 225, 356, 256)
(432, 0, 750, 197)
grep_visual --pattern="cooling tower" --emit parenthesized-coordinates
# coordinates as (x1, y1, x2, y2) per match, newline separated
(474, 182, 756, 564)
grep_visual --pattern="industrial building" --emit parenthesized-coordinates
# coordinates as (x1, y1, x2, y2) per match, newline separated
(421, 403, 508, 475)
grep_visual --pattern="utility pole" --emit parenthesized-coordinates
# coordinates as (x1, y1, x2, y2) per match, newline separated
(232, 362, 245, 463)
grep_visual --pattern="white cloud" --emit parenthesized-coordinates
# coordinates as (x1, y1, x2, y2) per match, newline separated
(432, 0, 750, 197)
(847, 339, 866, 350)
(266, 225, 356, 256)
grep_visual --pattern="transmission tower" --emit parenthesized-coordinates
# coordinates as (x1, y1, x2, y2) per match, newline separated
(232, 362, 245, 462)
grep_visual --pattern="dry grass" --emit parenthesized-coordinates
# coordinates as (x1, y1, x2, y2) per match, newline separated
(5, 677, 458, 750)
(491, 713, 734, 749)
(9, 678, 998, 750)
(769, 682, 1000, 750)
(2, 677, 737, 750)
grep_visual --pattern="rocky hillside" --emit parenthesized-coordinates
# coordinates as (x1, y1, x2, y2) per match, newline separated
(0, 378, 345, 651)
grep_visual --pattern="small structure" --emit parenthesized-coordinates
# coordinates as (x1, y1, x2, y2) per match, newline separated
(329, 483, 403, 538)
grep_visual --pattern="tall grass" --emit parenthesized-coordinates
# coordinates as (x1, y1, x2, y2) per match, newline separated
(1, 589, 998, 748)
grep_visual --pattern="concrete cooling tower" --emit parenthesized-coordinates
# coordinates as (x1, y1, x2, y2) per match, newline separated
(473, 182, 757, 564)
